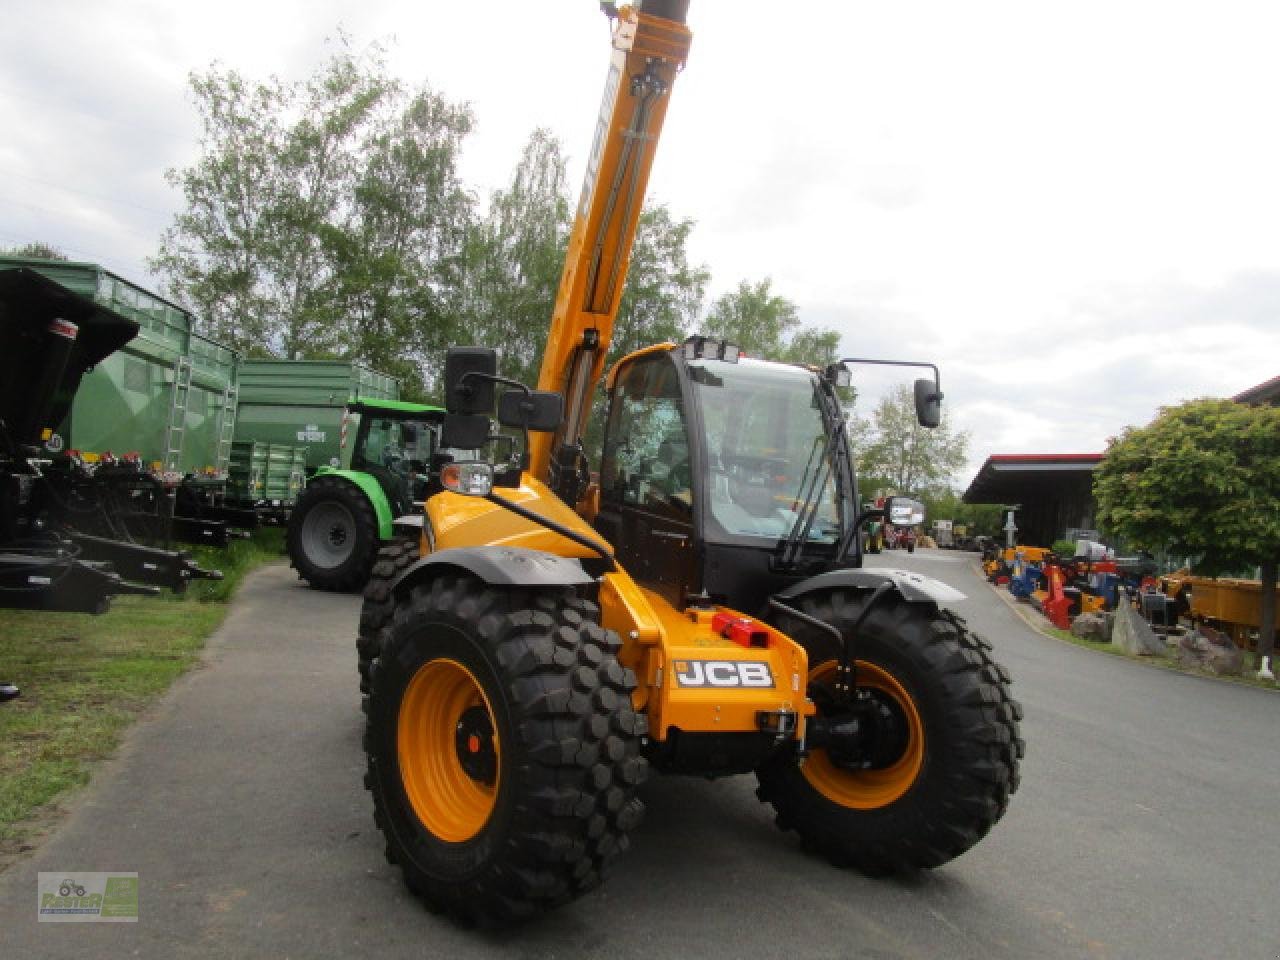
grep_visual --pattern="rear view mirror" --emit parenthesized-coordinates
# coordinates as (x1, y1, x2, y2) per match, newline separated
(886, 496, 925, 526)
(914, 378, 942, 428)
(445, 347, 498, 415)
(441, 413, 491, 449)
(497, 390, 564, 432)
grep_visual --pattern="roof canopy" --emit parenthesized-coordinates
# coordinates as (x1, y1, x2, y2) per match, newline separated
(962, 454, 1104, 546)
(1233, 375, 1280, 406)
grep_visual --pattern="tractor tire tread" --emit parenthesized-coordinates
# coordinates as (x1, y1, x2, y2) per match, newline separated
(758, 590, 1022, 876)
(363, 575, 647, 927)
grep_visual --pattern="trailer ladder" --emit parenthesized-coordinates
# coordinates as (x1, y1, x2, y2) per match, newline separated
(215, 381, 238, 475)
(163, 355, 193, 473)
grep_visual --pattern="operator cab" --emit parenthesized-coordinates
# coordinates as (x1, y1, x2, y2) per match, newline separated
(595, 342, 854, 614)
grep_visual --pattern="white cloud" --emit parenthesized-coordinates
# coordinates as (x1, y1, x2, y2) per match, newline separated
(2, 0, 1278, 491)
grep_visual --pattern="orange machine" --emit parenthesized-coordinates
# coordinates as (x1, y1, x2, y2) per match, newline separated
(355, 1, 1022, 925)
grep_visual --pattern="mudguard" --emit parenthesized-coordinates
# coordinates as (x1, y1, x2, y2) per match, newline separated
(776, 567, 966, 609)
(389, 546, 595, 602)
(312, 467, 394, 540)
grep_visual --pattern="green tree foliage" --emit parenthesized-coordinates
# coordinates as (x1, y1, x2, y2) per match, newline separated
(702, 278, 840, 367)
(1095, 398, 1280, 660)
(919, 488, 1005, 537)
(854, 383, 969, 498)
(453, 129, 571, 390)
(610, 205, 709, 364)
(2, 242, 68, 261)
(151, 43, 473, 396)
(582, 204, 710, 456)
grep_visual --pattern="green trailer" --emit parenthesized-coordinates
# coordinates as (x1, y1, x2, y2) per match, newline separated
(0, 257, 239, 477)
(227, 440, 308, 521)
(234, 359, 400, 473)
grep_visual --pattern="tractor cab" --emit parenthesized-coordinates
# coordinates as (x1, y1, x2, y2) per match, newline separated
(340, 400, 446, 512)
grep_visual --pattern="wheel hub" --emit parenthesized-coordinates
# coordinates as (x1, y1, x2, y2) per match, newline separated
(328, 524, 348, 547)
(454, 705, 497, 785)
(818, 690, 911, 771)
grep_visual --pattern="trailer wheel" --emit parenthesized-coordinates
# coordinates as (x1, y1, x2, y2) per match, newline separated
(287, 476, 379, 591)
(363, 575, 648, 926)
(357, 534, 420, 694)
(759, 590, 1023, 875)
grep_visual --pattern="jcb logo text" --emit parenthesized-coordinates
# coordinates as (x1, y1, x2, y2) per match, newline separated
(673, 660, 774, 688)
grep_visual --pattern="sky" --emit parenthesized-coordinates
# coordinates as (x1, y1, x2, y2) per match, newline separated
(3, 0, 1279, 488)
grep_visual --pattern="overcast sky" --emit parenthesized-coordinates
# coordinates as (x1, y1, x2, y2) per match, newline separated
(3, 0, 1278, 487)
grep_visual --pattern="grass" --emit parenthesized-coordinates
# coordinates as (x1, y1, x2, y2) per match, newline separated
(0, 527, 285, 856)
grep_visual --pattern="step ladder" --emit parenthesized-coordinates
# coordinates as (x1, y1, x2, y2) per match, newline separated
(163, 356, 193, 473)
(214, 381, 238, 475)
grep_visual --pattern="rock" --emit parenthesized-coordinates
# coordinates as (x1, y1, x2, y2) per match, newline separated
(1174, 625, 1244, 676)
(1111, 600, 1168, 657)
(1071, 612, 1109, 642)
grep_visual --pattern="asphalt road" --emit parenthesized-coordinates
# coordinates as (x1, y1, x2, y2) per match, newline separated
(1, 551, 1276, 959)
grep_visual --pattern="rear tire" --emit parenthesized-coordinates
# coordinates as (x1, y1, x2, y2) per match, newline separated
(287, 476, 380, 591)
(759, 589, 1023, 874)
(363, 575, 649, 926)
(358, 535, 420, 694)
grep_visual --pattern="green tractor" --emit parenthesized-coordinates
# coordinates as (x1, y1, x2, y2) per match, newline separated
(286, 399, 444, 591)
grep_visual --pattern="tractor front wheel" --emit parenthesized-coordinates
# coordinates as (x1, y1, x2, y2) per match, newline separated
(286, 476, 379, 591)
(759, 590, 1023, 874)
(363, 576, 648, 925)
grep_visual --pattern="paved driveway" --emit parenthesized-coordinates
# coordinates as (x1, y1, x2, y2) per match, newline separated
(0, 555, 1275, 958)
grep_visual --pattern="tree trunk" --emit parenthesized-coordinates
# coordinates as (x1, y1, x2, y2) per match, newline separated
(1258, 557, 1277, 665)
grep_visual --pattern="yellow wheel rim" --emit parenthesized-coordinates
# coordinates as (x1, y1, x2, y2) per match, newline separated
(802, 659, 924, 809)
(397, 658, 500, 843)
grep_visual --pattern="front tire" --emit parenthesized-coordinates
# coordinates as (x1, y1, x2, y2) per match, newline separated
(363, 575, 648, 925)
(286, 476, 380, 591)
(759, 590, 1023, 875)
(357, 535, 420, 694)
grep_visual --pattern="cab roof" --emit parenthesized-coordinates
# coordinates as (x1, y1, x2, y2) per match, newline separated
(347, 398, 445, 417)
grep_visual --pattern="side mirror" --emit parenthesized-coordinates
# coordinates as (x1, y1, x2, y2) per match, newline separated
(497, 390, 564, 432)
(886, 496, 925, 526)
(445, 346, 498, 415)
(441, 412, 491, 449)
(913, 378, 942, 428)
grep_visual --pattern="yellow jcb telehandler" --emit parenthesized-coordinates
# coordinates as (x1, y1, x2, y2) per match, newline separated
(357, 0, 1022, 925)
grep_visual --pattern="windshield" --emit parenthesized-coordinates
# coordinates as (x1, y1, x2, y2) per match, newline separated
(362, 418, 437, 472)
(689, 358, 843, 544)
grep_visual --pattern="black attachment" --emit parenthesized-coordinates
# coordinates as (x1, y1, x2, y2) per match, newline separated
(68, 532, 222, 591)
(497, 390, 563, 433)
(444, 347, 498, 414)
(441, 413, 490, 450)
(914, 377, 941, 428)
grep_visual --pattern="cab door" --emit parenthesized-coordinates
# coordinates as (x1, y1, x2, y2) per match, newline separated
(595, 352, 695, 607)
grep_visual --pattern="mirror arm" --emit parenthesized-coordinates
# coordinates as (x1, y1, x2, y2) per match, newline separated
(840, 357, 941, 398)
